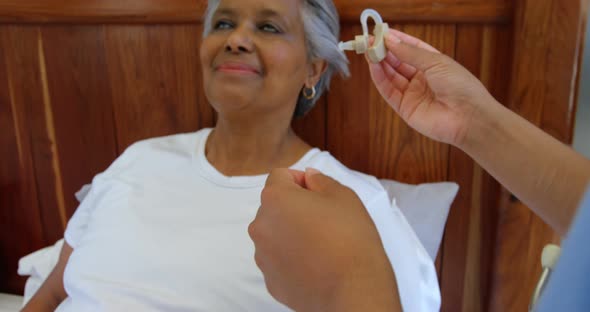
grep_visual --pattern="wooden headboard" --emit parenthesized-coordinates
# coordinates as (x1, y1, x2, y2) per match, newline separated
(1, 1, 586, 311)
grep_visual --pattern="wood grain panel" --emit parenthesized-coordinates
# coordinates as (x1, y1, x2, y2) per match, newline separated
(334, 0, 512, 23)
(104, 25, 214, 151)
(477, 25, 512, 311)
(292, 96, 327, 149)
(441, 24, 513, 312)
(0, 26, 46, 294)
(441, 25, 482, 312)
(3, 26, 67, 246)
(327, 23, 455, 182)
(0, 0, 512, 24)
(488, 0, 588, 311)
(41, 26, 119, 218)
(539, 0, 587, 142)
(326, 23, 372, 172)
(0, 0, 207, 24)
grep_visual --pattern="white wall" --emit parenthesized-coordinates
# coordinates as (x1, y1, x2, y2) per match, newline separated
(573, 16, 590, 158)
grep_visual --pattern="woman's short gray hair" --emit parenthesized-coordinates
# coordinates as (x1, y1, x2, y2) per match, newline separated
(202, 0, 350, 117)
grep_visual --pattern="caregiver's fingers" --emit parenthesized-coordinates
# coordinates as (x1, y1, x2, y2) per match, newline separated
(388, 29, 440, 53)
(304, 168, 349, 195)
(369, 62, 395, 94)
(385, 37, 446, 72)
(383, 60, 409, 91)
(369, 35, 416, 81)
(368, 64, 404, 111)
(265, 168, 304, 189)
(288, 169, 306, 188)
(367, 56, 408, 92)
(384, 51, 418, 81)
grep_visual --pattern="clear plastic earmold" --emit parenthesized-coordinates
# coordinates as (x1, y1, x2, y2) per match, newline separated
(338, 9, 389, 63)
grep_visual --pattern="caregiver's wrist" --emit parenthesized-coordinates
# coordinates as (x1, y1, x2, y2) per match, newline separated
(458, 96, 504, 155)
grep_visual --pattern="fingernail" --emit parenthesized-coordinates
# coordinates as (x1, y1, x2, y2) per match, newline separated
(306, 168, 321, 176)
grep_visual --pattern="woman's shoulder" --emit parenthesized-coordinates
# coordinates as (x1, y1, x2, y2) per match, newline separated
(102, 129, 211, 176)
(124, 128, 210, 156)
(296, 150, 387, 206)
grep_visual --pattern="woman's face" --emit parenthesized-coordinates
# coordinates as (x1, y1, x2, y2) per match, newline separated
(200, 0, 322, 118)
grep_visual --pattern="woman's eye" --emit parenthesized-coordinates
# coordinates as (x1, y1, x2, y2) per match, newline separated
(214, 20, 234, 30)
(259, 23, 281, 34)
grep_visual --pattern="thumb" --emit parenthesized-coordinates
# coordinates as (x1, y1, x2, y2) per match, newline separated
(304, 168, 343, 194)
(265, 168, 305, 189)
(288, 169, 306, 188)
(386, 37, 444, 72)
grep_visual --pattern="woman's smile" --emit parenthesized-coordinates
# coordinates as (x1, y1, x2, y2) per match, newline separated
(215, 61, 262, 76)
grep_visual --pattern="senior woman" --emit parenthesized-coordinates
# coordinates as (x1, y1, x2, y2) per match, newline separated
(23, 0, 438, 311)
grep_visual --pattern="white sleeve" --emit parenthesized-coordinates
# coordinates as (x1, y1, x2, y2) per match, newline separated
(366, 191, 441, 312)
(64, 143, 140, 248)
(63, 175, 106, 248)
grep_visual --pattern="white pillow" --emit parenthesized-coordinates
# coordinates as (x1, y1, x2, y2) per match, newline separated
(17, 239, 64, 305)
(0, 293, 24, 311)
(379, 179, 459, 260)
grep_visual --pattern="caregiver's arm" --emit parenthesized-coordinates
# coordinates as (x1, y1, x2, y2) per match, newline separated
(462, 95, 590, 235)
(21, 242, 72, 311)
(373, 29, 590, 235)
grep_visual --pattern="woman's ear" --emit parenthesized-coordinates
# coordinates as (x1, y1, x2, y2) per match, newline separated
(306, 59, 327, 87)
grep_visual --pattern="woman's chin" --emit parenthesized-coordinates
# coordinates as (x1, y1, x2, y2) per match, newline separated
(208, 92, 256, 114)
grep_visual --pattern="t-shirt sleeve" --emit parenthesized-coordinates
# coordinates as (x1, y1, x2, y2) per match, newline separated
(64, 176, 106, 249)
(365, 191, 441, 312)
(63, 144, 140, 248)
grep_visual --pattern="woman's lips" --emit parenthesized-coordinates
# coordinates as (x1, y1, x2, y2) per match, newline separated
(216, 62, 260, 75)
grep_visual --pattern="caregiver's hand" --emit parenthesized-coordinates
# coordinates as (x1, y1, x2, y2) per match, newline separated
(368, 29, 497, 147)
(249, 168, 401, 312)
(370, 29, 590, 235)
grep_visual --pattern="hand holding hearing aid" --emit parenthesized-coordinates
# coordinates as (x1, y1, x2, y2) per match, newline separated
(339, 9, 499, 149)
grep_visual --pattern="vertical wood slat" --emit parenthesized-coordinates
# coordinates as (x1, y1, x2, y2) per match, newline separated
(489, 0, 587, 311)
(2, 26, 68, 244)
(478, 24, 513, 311)
(105, 24, 214, 151)
(292, 96, 327, 150)
(0, 26, 46, 294)
(0, 0, 512, 24)
(326, 23, 372, 173)
(40, 26, 120, 219)
(441, 24, 513, 312)
(441, 25, 482, 312)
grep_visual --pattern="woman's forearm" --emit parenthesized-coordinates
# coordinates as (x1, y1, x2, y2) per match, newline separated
(21, 270, 66, 311)
(21, 243, 71, 311)
(461, 98, 590, 235)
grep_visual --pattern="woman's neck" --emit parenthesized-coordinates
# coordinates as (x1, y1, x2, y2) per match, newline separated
(205, 116, 311, 176)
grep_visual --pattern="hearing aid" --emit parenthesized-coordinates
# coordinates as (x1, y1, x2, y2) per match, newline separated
(338, 9, 389, 63)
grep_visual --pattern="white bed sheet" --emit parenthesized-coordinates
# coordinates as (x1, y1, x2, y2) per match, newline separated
(0, 293, 23, 312)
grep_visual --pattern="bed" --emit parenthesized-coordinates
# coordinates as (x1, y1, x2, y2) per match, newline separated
(0, 294, 22, 312)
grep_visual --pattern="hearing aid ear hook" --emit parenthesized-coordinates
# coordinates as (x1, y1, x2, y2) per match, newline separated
(338, 9, 389, 63)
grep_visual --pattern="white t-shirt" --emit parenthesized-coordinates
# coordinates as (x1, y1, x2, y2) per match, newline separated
(58, 128, 440, 311)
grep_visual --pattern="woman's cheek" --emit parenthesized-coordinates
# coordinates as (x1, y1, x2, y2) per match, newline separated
(269, 41, 307, 71)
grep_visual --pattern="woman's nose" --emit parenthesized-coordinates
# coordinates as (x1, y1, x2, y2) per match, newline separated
(225, 27, 254, 53)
